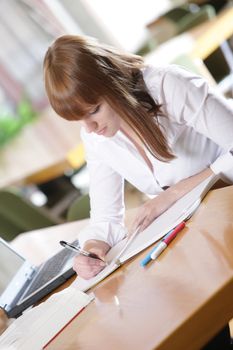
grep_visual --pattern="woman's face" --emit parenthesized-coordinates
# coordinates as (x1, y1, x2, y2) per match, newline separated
(80, 100, 121, 137)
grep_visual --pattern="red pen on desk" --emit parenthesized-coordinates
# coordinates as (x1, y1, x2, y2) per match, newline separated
(150, 221, 186, 260)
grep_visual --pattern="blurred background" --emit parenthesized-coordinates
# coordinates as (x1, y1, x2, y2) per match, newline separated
(0, 0, 233, 242)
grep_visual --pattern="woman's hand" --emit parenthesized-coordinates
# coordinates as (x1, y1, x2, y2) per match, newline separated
(73, 239, 110, 280)
(130, 191, 174, 233)
(130, 168, 214, 234)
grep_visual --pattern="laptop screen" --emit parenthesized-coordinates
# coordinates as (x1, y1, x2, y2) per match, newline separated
(0, 240, 25, 294)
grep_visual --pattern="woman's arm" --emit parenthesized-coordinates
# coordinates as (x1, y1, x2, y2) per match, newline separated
(131, 167, 214, 232)
(77, 128, 127, 249)
(74, 129, 126, 279)
(161, 66, 233, 180)
(133, 65, 233, 232)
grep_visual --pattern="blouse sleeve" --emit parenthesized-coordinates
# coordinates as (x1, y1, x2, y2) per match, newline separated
(77, 128, 127, 248)
(150, 65, 233, 180)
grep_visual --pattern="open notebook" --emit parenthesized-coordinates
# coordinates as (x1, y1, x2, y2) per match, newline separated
(73, 174, 219, 292)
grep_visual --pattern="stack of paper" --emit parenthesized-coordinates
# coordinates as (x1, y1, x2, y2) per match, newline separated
(0, 287, 93, 350)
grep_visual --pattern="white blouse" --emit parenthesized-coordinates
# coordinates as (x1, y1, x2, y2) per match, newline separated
(78, 65, 233, 248)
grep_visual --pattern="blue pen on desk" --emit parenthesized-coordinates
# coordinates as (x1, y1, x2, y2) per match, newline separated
(140, 229, 173, 267)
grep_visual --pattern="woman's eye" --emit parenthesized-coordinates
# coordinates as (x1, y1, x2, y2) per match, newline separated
(90, 104, 100, 115)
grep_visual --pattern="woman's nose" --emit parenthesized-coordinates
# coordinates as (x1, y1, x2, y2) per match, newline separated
(84, 120, 98, 133)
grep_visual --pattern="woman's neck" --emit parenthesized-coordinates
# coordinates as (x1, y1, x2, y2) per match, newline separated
(120, 124, 154, 173)
(120, 122, 143, 147)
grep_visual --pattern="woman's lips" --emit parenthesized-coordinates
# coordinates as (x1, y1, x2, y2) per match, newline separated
(96, 127, 107, 135)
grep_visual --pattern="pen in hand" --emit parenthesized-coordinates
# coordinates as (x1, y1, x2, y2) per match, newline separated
(59, 240, 104, 261)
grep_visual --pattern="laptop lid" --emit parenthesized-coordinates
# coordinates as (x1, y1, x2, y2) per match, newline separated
(0, 239, 35, 309)
(0, 238, 78, 318)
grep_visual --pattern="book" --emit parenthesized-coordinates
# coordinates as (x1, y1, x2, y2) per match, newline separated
(0, 287, 94, 350)
(73, 174, 219, 292)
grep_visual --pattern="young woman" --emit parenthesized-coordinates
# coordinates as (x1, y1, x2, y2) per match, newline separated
(43, 34, 233, 280)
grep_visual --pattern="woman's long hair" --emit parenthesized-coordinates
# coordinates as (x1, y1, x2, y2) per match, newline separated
(43, 35, 174, 161)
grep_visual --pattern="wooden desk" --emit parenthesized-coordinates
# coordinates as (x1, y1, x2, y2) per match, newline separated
(0, 108, 83, 188)
(3, 186, 232, 349)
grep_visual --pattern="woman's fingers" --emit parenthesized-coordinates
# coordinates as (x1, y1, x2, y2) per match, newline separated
(130, 199, 160, 233)
(73, 254, 106, 279)
(130, 207, 148, 233)
(138, 216, 152, 232)
(72, 240, 110, 280)
(75, 255, 105, 266)
(130, 206, 151, 233)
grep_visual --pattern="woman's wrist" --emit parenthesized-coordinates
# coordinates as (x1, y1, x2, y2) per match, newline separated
(165, 167, 214, 203)
(83, 239, 111, 259)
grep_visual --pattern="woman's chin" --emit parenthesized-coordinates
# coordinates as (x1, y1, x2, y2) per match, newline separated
(108, 128, 120, 137)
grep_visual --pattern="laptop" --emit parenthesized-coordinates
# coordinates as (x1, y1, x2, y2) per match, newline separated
(0, 237, 79, 318)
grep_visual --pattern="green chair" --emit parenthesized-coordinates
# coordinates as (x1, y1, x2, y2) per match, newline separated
(0, 189, 59, 241)
(66, 194, 90, 222)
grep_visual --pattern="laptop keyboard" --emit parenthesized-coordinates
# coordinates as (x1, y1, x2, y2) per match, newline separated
(23, 240, 79, 298)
